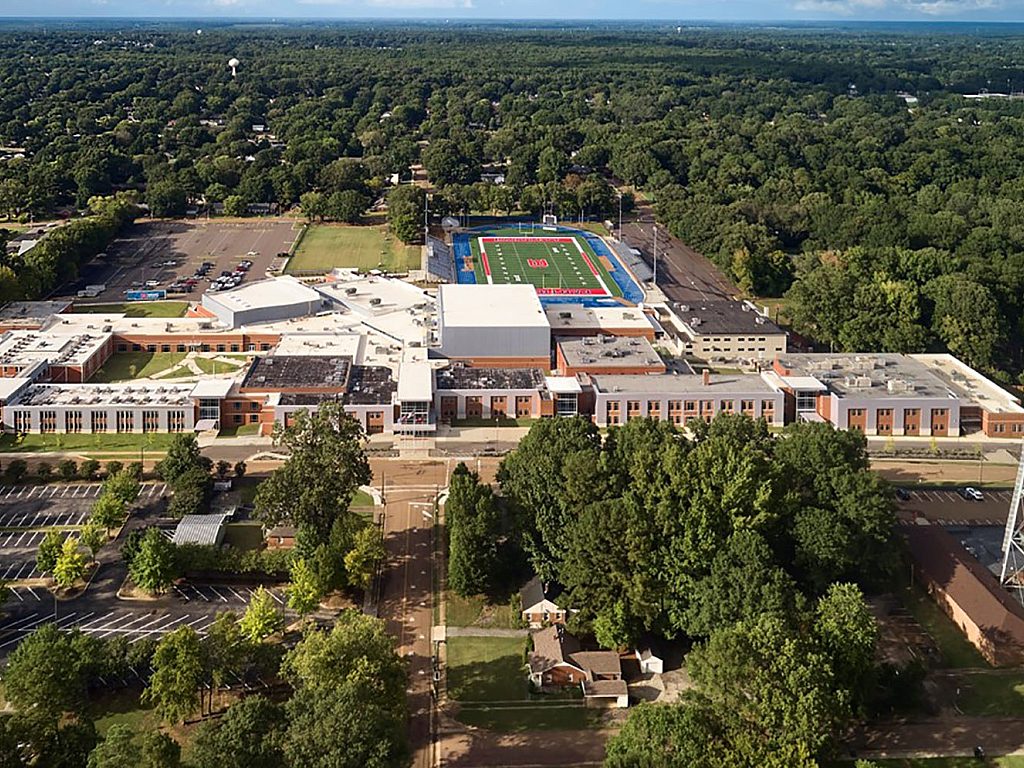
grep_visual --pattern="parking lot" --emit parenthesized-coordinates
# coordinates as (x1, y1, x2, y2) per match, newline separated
(897, 486, 1013, 526)
(59, 219, 300, 303)
(172, 583, 286, 606)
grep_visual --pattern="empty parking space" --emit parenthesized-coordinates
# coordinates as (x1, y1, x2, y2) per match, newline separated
(0, 609, 226, 650)
(173, 583, 285, 606)
(898, 486, 1013, 526)
(0, 560, 45, 580)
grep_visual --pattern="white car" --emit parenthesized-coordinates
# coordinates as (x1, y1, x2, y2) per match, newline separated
(144, 280, 160, 288)
(962, 487, 984, 501)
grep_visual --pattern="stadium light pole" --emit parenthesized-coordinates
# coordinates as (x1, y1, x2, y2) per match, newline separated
(617, 192, 623, 242)
(653, 225, 659, 286)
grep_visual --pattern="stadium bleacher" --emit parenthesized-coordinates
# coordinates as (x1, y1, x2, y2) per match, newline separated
(426, 236, 455, 282)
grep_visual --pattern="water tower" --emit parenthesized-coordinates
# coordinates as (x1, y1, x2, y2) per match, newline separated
(228, 57, 240, 77)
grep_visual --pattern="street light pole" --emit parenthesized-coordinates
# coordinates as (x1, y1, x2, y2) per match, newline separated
(653, 225, 658, 286)
(617, 192, 623, 241)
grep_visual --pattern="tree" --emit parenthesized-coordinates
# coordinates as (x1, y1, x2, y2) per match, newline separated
(288, 557, 323, 616)
(87, 724, 180, 768)
(344, 524, 386, 592)
(80, 523, 106, 562)
(36, 529, 64, 573)
(605, 699, 731, 768)
(422, 138, 479, 186)
(327, 189, 367, 224)
(36, 461, 52, 481)
(155, 434, 208, 485)
(105, 460, 124, 478)
(4, 624, 97, 719)
(167, 466, 212, 518)
(254, 402, 371, 546)
(223, 195, 247, 217)
(143, 627, 205, 723)
(299, 191, 326, 222)
(203, 611, 245, 711)
(91, 493, 127, 533)
(386, 184, 425, 244)
(497, 416, 603, 579)
(5, 459, 27, 484)
(240, 586, 284, 643)
(129, 528, 178, 594)
(281, 613, 408, 768)
(814, 583, 878, 713)
(57, 459, 78, 481)
(53, 537, 88, 589)
(446, 464, 501, 597)
(234, 461, 247, 479)
(215, 460, 231, 480)
(80, 459, 100, 481)
(191, 696, 286, 768)
(103, 470, 140, 505)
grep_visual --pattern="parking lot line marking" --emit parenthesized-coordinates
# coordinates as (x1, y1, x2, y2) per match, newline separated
(15, 563, 31, 579)
(5, 487, 14, 498)
(159, 484, 167, 496)
(25, 586, 40, 601)
(90, 613, 152, 638)
(190, 585, 209, 602)
(227, 587, 246, 602)
(24, 486, 36, 499)
(14, 530, 29, 547)
(1, 563, 16, 579)
(76, 611, 119, 630)
(147, 485, 156, 499)
(208, 586, 229, 603)
(266, 590, 284, 605)
(9, 588, 22, 602)
(174, 586, 190, 602)
(15, 488, 24, 499)
(0, 611, 47, 632)
(61, 486, 70, 497)
(28, 511, 42, 527)
(1, 532, 15, 547)
(48, 486, 59, 497)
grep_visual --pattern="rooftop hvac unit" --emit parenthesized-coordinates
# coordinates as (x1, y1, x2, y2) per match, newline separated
(559, 312, 572, 319)
(755, 316, 766, 325)
(690, 317, 701, 327)
(346, 287, 358, 295)
(680, 305, 690, 313)
(369, 298, 382, 306)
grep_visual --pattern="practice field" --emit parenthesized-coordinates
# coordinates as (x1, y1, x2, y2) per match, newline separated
(467, 228, 622, 298)
(286, 224, 421, 274)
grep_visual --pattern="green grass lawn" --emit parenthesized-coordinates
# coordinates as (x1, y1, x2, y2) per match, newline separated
(287, 224, 421, 273)
(88, 689, 161, 737)
(217, 422, 261, 438)
(0, 432, 177, 454)
(91, 352, 187, 382)
(447, 636, 529, 702)
(222, 521, 266, 551)
(954, 672, 1024, 716)
(351, 489, 374, 508)
(74, 301, 189, 318)
(193, 357, 245, 375)
(900, 585, 990, 668)
(447, 593, 517, 629)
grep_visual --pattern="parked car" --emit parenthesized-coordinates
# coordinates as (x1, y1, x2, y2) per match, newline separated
(962, 487, 984, 501)
(894, 487, 911, 501)
(144, 280, 160, 288)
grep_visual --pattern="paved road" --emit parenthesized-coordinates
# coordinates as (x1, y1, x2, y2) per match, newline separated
(620, 204, 737, 304)
(850, 716, 1024, 759)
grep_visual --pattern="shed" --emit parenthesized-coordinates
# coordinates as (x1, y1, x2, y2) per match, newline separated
(172, 512, 233, 546)
(635, 645, 665, 675)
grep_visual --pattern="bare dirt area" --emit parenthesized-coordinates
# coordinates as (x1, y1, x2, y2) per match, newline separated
(58, 218, 301, 303)
(440, 725, 611, 767)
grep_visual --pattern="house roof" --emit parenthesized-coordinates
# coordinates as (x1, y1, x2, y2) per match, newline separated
(528, 626, 622, 679)
(582, 679, 628, 698)
(520, 576, 563, 610)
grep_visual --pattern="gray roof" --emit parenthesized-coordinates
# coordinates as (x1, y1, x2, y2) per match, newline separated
(776, 353, 961, 401)
(591, 373, 777, 396)
(557, 336, 663, 370)
(674, 300, 784, 336)
(242, 355, 351, 391)
(172, 512, 232, 546)
(438, 366, 546, 391)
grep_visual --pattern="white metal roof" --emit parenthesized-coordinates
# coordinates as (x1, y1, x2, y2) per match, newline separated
(779, 375, 828, 391)
(439, 284, 549, 329)
(397, 362, 433, 402)
(172, 512, 232, 546)
(190, 379, 235, 399)
(206, 276, 321, 312)
(545, 376, 583, 395)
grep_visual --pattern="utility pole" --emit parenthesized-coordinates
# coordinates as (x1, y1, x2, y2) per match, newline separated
(617, 192, 623, 241)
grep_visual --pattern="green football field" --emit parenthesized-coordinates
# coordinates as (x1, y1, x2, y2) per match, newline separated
(467, 228, 622, 298)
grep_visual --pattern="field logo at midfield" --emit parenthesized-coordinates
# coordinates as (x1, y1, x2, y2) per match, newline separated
(527, 258, 549, 269)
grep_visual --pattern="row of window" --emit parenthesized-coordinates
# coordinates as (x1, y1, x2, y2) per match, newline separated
(15, 410, 188, 433)
(990, 422, 1024, 434)
(604, 399, 776, 426)
(116, 342, 270, 354)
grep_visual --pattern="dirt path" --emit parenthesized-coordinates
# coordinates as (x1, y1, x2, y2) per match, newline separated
(850, 716, 1024, 759)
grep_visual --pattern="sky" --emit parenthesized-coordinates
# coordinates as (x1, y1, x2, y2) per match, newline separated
(2, 0, 1024, 21)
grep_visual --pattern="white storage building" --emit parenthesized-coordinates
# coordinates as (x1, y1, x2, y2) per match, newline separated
(436, 284, 550, 367)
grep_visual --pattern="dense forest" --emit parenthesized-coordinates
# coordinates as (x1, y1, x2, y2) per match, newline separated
(2, 22, 1024, 376)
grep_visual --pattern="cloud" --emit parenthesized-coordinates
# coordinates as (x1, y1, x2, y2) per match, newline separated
(792, 0, 1001, 15)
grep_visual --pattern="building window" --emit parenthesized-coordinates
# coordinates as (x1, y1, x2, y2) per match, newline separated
(116, 410, 134, 433)
(796, 391, 817, 412)
(647, 400, 661, 416)
(40, 411, 57, 433)
(230, 344, 240, 352)
(556, 393, 578, 418)
(233, 402, 241, 410)
(177, 344, 186, 353)
(720, 400, 734, 413)
(249, 414, 259, 423)
(161, 344, 171, 353)
(741, 399, 754, 414)
(198, 398, 220, 422)
(65, 411, 83, 434)
(146, 345, 157, 353)
(684, 400, 696, 413)
(216, 344, 226, 352)
(13, 411, 31, 432)
(91, 411, 107, 433)
(260, 343, 271, 351)
(117, 344, 128, 353)
(168, 411, 186, 432)
(234, 414, 243, 424)
(142, 410, 160, 433)
(250, 402, 259, 412)
(132, 344, 142, 352)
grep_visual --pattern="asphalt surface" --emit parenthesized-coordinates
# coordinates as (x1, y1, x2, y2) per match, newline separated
(619, 204, 737, 304)
(58, 218, 300, 303)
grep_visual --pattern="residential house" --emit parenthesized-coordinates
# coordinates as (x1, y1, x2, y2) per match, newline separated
(528, 625, 628, 708)
(520, 576, 566, 627)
